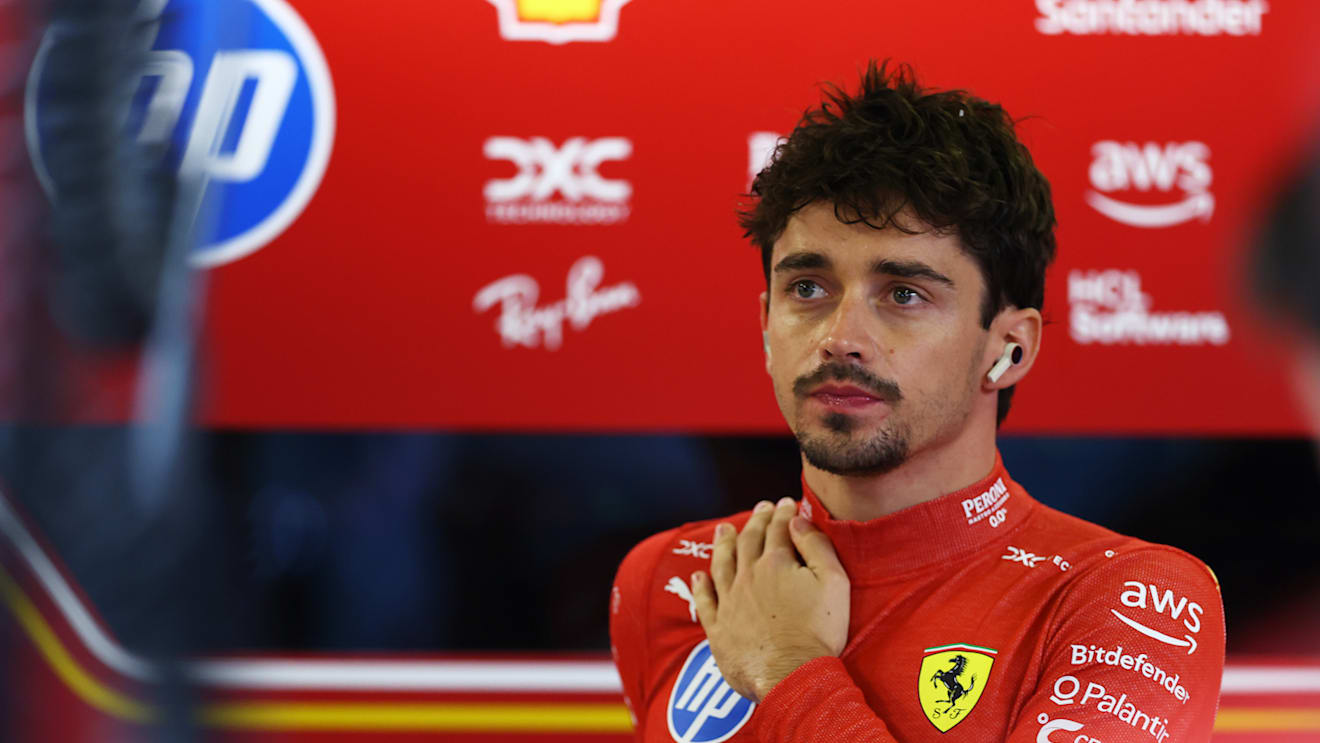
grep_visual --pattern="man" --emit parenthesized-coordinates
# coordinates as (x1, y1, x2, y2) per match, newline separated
(610, 62, 1224, 742)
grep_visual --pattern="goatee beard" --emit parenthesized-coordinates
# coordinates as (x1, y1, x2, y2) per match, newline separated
(793, 362, 908, 475)
(796, 419, 910, 476)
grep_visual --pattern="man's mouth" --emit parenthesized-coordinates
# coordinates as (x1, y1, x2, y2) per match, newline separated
(809, 383, 886, 408)
(792, 363, 903, 409)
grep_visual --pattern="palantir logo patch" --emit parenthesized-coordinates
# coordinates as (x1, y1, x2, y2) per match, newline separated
(26, 0, 336, 267)
(667, 640, 754, 743)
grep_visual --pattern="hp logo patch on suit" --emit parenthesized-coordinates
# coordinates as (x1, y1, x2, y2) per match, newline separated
(667, 640, 754, 742)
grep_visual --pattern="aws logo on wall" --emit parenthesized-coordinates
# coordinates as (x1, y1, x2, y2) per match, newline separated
(26, 0, 335, 267)
(1085, 140, 1213, 229)
(487, 0, 634, 44)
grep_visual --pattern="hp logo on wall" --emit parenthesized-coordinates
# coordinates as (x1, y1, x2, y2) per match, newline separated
(667, 640, 755, 743)
(25, 0, 336, 267)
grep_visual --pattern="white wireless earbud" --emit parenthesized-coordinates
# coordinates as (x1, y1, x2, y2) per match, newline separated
(762, 331, 770, 356)
(986, 342, 1023, 384)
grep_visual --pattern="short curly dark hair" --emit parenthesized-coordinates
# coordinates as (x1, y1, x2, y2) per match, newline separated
(739, 60, 1057, 426)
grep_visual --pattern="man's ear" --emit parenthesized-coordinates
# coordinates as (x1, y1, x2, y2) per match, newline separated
(982, 307, 1043, 390)
(759, 291, 771, 373)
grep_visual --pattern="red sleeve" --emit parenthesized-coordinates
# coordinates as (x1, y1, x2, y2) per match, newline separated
(754, 657, 900, 743)
(1007, 547, 1225, 743)
(610, 528, 679, 740)
(753, 547, 1223, 743)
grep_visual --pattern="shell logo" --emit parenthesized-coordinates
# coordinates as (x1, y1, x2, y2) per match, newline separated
(517, 0, 599, 22)
(486, 0, 634, 44)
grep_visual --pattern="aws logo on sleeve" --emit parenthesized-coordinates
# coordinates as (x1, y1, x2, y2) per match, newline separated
(1111, 580, 1204, 654)
(918, 643, 997, 732)
(667, 640, 754, 743)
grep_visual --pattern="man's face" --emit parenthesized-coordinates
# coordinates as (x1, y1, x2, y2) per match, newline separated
(761, 202, 993, 476)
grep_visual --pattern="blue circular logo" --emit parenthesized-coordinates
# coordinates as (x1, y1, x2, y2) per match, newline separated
(667, 640, 755, 743)
(26, 0, 336, 267)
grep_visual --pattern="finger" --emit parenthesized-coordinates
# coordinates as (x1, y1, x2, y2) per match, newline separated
(691, 571, 717, 631)
(737, 500, 775, 572)
(763, 497, 798, 558)
(710, 522, 736, 595)
(790, 515, 846, 577)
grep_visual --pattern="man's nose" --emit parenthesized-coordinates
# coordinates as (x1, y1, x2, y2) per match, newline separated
(819, 294, 876, 362)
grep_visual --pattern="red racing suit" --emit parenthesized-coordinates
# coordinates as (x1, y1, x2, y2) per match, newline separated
(610, 453, 1224, 742)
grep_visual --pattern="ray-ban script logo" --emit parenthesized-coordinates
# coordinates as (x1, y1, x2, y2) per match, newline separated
(472, 256, 640, 350)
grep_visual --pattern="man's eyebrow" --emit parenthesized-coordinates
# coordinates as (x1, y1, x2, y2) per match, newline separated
(871, 258, 955, 288)
(772, 252, 831, 274)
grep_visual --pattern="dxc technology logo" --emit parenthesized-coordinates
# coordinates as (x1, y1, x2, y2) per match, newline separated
(26, 0, 336, 267)
(483, 136, 632, 225)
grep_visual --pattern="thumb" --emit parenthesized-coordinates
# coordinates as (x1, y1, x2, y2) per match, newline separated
(789, 516, 844, 576)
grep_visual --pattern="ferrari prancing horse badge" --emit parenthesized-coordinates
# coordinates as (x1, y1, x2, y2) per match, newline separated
(918, 643, 997, 732)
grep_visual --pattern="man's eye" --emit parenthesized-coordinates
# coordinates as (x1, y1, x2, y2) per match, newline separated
(790, 280, 826, 299)
(892, 287, 923, 305)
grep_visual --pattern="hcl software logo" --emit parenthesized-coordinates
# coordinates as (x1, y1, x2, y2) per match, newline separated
(25, 0, 336, 267)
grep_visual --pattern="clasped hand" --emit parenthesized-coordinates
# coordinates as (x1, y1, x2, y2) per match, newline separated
(690, 497, 850, 702)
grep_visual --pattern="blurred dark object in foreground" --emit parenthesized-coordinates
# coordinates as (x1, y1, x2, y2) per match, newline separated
(38, 0, 175, 346)
(1253, 137, 1320, 342)
(1251, 135, 1320, 436)
(1, 0, 205, 740)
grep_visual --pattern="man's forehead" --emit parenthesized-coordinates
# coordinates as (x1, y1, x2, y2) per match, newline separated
(772, 203, 972, 276)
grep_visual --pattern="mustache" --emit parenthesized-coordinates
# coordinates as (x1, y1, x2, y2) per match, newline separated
(792, 363, 903, 404)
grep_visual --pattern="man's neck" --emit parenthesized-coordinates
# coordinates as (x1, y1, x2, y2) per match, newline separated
(801, 427, 998, 522)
